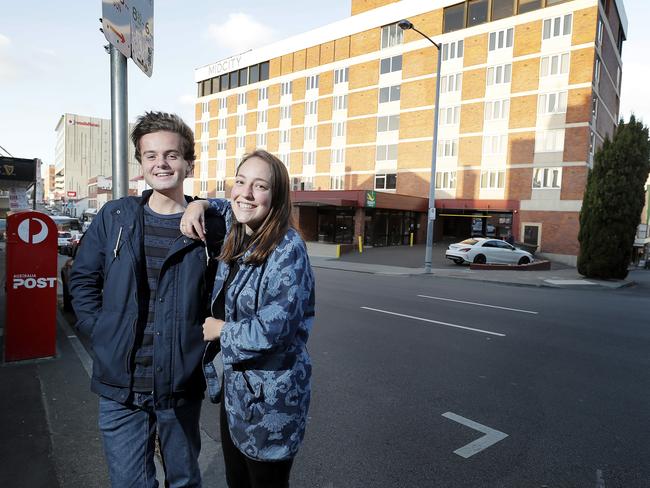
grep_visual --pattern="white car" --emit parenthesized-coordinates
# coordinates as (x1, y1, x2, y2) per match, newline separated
(445, 238, 534, 265)
(57, 231, 72, 253)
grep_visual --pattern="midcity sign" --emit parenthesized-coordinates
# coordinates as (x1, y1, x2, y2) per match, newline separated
(205, 54, 243, 77)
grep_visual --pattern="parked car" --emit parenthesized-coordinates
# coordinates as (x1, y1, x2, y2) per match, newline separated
(57, 231, 72, 253)
(445, 238, 534, 265)
(60, 240, 80, 311)
(60, 233, 82, 256)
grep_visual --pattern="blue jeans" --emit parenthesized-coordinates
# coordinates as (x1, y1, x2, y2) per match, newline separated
(98, 393, 202, 488)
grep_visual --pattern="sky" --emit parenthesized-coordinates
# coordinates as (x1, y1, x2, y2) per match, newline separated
(0, 0, 648, 169)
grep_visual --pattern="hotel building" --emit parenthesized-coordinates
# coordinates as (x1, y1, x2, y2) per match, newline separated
(193, 0, 627, 264)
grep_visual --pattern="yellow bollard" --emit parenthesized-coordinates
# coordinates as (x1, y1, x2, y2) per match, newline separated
(336, 244, 341, 259)
(410, 232, 414, 247)
(358, 235, 363, 253)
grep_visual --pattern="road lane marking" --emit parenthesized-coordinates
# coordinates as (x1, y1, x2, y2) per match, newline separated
(596, 469, 605, 488)
(417, 295, 538, 314)
(361, 307, 506, 337)
(442, 412, 508, 458)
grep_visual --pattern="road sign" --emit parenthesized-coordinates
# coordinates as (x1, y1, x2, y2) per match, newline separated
(130, 0, 154, 77)
(428, 207, 436, 220)
(102, 0, 131, 58)
(67, 191, 77, 197)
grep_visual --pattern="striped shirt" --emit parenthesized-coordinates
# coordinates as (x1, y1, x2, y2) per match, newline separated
(132, 205, 183, 392)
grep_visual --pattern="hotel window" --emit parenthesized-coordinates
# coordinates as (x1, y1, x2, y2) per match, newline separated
(239, 68, 249, 87)
(236, 136, 246, 149)
(237, 92, 246, 106)
(333, 121, 346, 138)
(306, 75, 319, 91)
(202, 122, 209, 134)
(535, 129, 565, 152)
(518, 0, 542, 14)
(538, 91, 567, 115)
(219, 98, 227, 110)
(533, 167, 561, 189)
(281, 81, 292, 96)
(592, 96, 599, 119)
(201, 142, 209, 154)
(331, 175, 344, 190)
(303, 151, 316, 166)
(216, 179, 225, 192)
(375, 173, 397, 190)
(435, 171, 457, 189)
(439, 106, 460, 126)
(202, 102, 210, 114)
(467, 0, 489, 27)
(441, 73, 462, 94)
(332, 148, 345, 164)
(304, 125, 317, 142)
(333, 95, 348, 111)
(376, 144, 398, 161)
(220, 74, 229, 92)
(540, 53, 570, 77)
(280, 106, 291, 119)
(257, 110, 268, 124)
(237, 114, 245, 127)
(594, 56, 601, 85)
(596, 17, 604, 47)
(492, 0, 515, 20)
(377, 115, 400, 132)
(380, 55, 402, 74)
(487, 63, 512, 85)
(489, 28, 514, 51)
(334, 67, 349, 84)
(217, 141, 226, 151)
(381, 23, 403, 49)
(258, 87, 268, 101)
(483, 134, 508, 155)
(379, 85, 401, 104)
(443, 3, 466, 33)
(437, 139, 458, 158)
(543, 14, 572, 40)
(200, 180, 208, 192)
(257, 133, 267, 147)
(305, 100, 318, 116)
(484, 99, 510, 120)
(480, 170, 505, 189)
(280, 129, 291, 144)
(442, 40, 464, 61)
(218, 118, 227, 130)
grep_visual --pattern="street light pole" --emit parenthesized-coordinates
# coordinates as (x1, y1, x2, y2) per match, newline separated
(398, 20, 442, 274)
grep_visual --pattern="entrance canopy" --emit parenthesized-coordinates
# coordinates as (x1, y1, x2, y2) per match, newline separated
(292, 190, 428, 212)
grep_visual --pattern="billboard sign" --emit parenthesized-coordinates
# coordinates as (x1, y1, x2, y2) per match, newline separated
(0, 157, 36, 182)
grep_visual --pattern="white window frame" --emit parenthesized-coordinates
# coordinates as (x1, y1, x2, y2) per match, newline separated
(379, 85, 401, 104)
(376, 144, 398, 161)
(480, 170, 505, 189)
(439, 106, 460, 126)
(305, 100, 318, 116)
(543, 13, 572, 40)
(437, 139, 458, 158)
(237, 93, 246, 106)
(304, 125, 317, 142)
(330, 174, 344, 190)
(218, 118, 227, 130)
(488, 28, 514, 51)
(535, 129, 565, 152)
(532, 167, 562, 189)
(435, 171, 457, 189)
(484, 99, 510, 121)
(377, 115, 400, 133)
(540, 53, 570, 77)
(333, 95, 348, 111)
(258, 87, 268, 101)
(257, 110, 268, 124)
(374, 173, 397, 190)
(303, 151, 316, 166)
(333, 121, 346, 138)
(538, 91, 568, 115)
(381, 23, 403, 49)
(442, 40, 464, 61)
(280, 105, 291, 119)
(380, 55, 402, 75)
(331, 148, 345, 164)
(334, 67, 349, 84)
(306, 74, 319, 91)
(441, 73, 462, 94)
(281, 81, 292, 96)
(256, 132, 267, 147)
(482, 134, 508, 156)
(487, 63, 512, 86)
(280, 129, 291, 144)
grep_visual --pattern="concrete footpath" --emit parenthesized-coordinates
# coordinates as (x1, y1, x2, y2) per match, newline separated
(0, 242, 642, 487)
(310, 243, 638, 290)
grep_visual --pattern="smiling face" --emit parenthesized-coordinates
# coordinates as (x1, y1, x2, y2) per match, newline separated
(230, 156, 273, 235)
(139, 131, 192, 196)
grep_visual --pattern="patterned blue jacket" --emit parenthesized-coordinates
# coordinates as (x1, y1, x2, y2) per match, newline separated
(203, 199, 315, 461)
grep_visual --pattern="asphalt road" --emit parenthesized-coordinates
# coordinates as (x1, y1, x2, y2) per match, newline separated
(287, 268, 650, 487)
(54, 254, 650, 487)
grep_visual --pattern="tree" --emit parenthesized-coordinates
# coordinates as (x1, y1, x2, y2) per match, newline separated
(578, 115, 650, 279)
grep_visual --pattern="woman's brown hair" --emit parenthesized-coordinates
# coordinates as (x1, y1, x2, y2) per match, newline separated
(219, 150, 295, 265)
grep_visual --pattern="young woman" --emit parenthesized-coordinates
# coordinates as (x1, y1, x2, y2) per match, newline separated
(180, 150, 315, 488)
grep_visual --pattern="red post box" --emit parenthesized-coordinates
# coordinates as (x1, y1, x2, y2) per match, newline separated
(4, 211, 58, 361)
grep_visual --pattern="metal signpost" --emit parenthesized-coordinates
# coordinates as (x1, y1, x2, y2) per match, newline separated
(101, 0, 154, 199)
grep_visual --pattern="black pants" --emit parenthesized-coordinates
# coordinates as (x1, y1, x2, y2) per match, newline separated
(220, 395, 293, 488)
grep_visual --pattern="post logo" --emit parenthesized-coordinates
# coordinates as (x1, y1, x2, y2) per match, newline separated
(17, 217, 49, 244)
(12, 275, 57, 289)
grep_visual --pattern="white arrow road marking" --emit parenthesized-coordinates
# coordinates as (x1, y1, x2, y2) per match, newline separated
(417, 295, 539, 315)
(361, 307, 506, 337)
(442, 412, 508, 458)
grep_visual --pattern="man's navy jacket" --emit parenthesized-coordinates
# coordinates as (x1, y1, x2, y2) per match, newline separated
(69, 190, 225, 408)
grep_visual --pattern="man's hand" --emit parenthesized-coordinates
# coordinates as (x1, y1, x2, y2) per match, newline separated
(203, 317, 225, 341)
(180, 200, 209, 241)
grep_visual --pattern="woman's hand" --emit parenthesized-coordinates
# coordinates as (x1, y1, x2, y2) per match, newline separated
(180, 200, 209, 241)
(203, 317, 225, 341)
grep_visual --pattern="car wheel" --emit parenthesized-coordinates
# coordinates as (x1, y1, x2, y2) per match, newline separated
(453, 258, 464, 265)
(473, 254, 487, 264)
(518, 256, 530, 265)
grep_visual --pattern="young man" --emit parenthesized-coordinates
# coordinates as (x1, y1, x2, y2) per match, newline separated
(70, 111, 225, 487)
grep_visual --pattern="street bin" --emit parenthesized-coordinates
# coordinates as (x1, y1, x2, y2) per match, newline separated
(4, 212, 58, 361)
